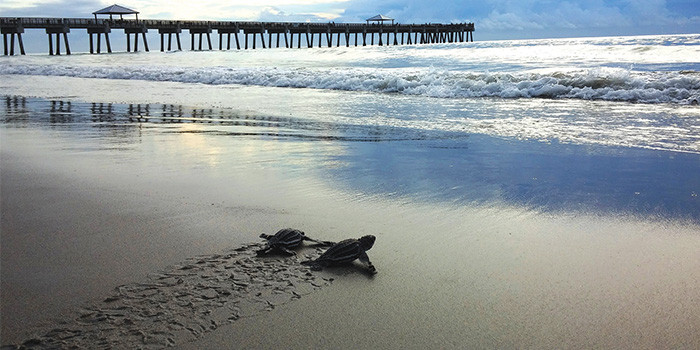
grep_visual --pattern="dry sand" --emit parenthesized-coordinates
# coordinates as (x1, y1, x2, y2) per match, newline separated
(2, 127, 700, 349)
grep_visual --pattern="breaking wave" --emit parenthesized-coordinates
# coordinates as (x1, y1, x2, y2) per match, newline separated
(2, 63, 699, 104)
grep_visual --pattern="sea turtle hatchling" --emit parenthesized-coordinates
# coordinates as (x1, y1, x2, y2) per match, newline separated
(257, 228, 334, 255)
(301, 235, 377, 274)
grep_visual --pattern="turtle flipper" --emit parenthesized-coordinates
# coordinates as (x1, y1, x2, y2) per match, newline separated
(256, 246, 272, 255)
(279, 246, 297, 256)
(358, 252, 377, 274)
(303, 236, 335, 246)
(301, 259, 323, 271)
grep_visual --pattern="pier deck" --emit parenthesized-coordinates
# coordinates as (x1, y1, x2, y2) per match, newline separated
(1, 17, 474, 55)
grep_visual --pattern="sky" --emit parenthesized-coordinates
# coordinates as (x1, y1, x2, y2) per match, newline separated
(1, 0, 699, 40)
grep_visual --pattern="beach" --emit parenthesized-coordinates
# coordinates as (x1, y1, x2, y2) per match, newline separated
(3, 119, 699, 348)
(2, 34, 700, 348)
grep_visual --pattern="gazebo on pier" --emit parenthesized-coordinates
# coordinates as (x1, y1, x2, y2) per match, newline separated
(93, 4, 139, 21)
(366, 14, 394, 25)
(92, 4, 147, 53)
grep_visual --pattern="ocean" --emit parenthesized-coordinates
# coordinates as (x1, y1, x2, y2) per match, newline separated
(2, 34, 699, 222)
(2, 33, 700, 348)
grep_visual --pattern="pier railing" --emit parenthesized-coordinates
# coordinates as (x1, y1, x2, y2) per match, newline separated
(1, 17, 475, 55)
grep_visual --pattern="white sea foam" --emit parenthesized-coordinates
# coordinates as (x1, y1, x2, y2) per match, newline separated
(2, 34, 699, 104)
(2, 63, 699, 104)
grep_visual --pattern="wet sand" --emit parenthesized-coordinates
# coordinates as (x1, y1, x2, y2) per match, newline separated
(179, 204, 700, 349)
(2, 124, 699, 349)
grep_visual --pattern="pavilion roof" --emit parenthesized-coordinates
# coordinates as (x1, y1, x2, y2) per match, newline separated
(366, 14, 393, 21)
(93, 4, 139, 15)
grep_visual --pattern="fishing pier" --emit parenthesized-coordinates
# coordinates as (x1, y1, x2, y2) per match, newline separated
(1, 17, 474, 56)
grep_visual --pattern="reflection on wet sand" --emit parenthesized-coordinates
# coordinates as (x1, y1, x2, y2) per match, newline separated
(3, 96, 28, 123)
(90, 103, 115, 122)
(49, 100, 72, 123)
(2, 96, 436, 142)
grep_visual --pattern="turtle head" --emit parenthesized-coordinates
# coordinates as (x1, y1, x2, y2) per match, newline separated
(358, 235, 376, 250)
(260, 233, 272, 240)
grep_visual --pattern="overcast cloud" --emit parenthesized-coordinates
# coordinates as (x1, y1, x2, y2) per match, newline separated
(1, 0, 698, 39)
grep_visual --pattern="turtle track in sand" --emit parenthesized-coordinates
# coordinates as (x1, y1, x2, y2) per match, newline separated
(6, 243, 333, 349)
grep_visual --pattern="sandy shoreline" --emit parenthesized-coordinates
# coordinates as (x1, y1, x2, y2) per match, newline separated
(0, 130, 341, 346)
(3, 125, 700, 349)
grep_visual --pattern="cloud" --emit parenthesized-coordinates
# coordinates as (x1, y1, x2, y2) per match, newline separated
(0, 0, 347, 21)
(336, 0, 700, 38)
(1, 0, 698, 39)
(0, 0, 98, 17)
(477, 1, 633, 31)
(257, 6, 340, 22)
(337, 0, 476, 23)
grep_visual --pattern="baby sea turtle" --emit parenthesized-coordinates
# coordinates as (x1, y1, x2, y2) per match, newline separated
(257, 228, 334, 255)
(302, 235, 377, 274)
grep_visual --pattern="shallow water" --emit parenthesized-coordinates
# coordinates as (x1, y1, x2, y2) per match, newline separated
(3, 93, 699, 222)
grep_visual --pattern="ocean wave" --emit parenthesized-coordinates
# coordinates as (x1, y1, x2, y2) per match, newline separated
(2, 63, 699, 104)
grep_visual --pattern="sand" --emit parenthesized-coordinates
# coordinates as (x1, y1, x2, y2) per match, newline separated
(2, 120, 700, 349)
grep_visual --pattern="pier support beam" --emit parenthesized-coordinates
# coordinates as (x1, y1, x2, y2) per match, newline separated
(189, 27, 212, 51)
(125, 26, 148, 52)
(1, 25, 25, 55)
(46, 25, 70, 55)
(158, 26, 181, 51)
(87, 25, 111, 54)
(259, 27, 266, 49)
(234, 26, 241, 49)
(214, 24, 242, 50)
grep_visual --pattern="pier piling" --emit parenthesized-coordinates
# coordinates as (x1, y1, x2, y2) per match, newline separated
(125, 26, 148, 52)
(87, 25, 111, 53)
(1, 24, 25, 55)
(45, 25, 70, 55)
(157, 24, 182, 51)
